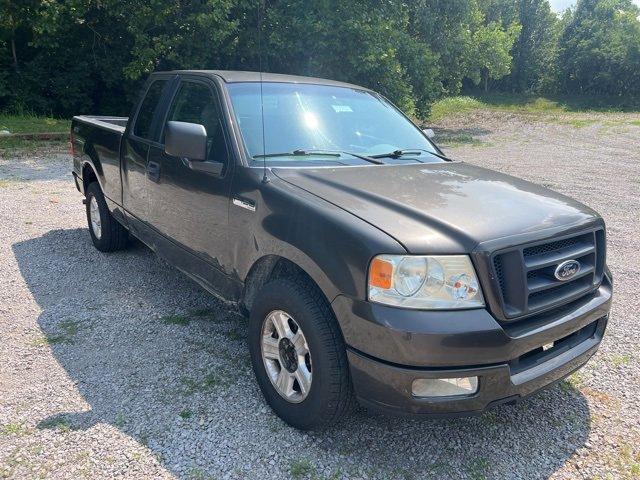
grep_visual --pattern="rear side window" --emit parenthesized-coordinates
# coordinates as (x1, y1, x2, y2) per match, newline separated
(133, 80, 168, 139)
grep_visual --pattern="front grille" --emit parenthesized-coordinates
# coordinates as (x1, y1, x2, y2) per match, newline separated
(523, 236, 583, 257)
(491, 228, 605, 319)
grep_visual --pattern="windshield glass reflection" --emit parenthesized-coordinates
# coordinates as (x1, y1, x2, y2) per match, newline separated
(227, 82, 438, 164)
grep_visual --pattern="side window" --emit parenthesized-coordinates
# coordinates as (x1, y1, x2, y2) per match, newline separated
(133, 80, 168, 140)
(165, 81, 228, 165)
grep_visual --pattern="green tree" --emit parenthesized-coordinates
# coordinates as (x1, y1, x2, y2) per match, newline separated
(468, 21, 522, 91)
(482, 0, 559, 92)
(0, 0, 38, 71)
(511, 0, 559, 92)
(262, 0, 440, 116)
(2, 0, 638, 117)
(409, 1, 522, 95)
(558, 0, 640, 95)
(408, 0, 480, 95)
(24, 0, 137, 114)
(115, 0, 239, 79)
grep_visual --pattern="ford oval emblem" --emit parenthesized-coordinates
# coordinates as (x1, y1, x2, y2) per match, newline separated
(554, 260, 581, 281)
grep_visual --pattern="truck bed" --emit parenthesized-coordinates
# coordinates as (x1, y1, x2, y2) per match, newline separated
(71, 115, 129, 205)
(73, 115, 128, 133)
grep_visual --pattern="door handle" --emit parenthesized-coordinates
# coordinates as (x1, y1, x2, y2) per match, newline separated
(147, 161, 161, 183)
(181, 157, 224, 176)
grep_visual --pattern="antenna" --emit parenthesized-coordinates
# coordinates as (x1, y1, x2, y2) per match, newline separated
(258, 0, 269, 184)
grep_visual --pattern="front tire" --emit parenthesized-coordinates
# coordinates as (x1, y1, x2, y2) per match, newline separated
(248, 277, 355, 430)
(85, 182, 128, 252)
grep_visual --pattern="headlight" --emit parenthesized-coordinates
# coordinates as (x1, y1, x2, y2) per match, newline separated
(368, 255, 484, 309)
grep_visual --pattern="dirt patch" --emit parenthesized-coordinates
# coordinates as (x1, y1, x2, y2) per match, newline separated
(1, 112, 639, 479)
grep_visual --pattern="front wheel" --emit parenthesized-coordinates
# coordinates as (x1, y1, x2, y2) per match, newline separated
(248, 277, 355, 430)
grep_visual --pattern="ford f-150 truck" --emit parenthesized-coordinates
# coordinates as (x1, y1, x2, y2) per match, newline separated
(71, 70, 612, 430)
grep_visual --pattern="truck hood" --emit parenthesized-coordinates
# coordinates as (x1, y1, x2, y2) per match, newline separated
(272, 162, 601, 253)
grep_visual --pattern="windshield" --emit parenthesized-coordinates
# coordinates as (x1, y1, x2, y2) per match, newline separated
(227, 82, 440, 166)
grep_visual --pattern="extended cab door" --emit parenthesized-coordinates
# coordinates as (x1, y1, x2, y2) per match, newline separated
(146, 76, 236, 296)
(121, 76, 174, 239)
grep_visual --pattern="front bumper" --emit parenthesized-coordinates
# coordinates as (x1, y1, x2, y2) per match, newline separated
(332, 276, 611, 416)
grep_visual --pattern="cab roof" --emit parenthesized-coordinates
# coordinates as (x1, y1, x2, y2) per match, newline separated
(160, 70, 371, 91)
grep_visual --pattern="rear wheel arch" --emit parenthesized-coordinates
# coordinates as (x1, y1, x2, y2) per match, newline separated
(81, 150, 108, 194)
(82, 162, 99, 194)
(80, 142, 106, 193)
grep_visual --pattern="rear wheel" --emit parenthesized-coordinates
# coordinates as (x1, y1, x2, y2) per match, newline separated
(85, 182, 128, 252)
(248, 277, 355, 430)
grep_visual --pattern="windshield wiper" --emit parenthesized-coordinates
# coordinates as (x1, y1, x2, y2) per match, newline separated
(253, 149, 341, 159)
(253, 149, 384, 165)
(423, 150, 454, 162)
(370, 148, 453, 162)
(337, 151, 384, 165)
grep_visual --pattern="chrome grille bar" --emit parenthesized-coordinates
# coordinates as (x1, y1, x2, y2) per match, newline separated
(491, 228, 605, 320)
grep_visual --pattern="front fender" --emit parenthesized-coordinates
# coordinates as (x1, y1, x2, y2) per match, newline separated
(230, 169, 405, 303)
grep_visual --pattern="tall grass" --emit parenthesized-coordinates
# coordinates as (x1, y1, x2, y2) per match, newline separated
(428, 93, 640, 122)
(0, 114, 70, 134)
(428, 97, 485, 122)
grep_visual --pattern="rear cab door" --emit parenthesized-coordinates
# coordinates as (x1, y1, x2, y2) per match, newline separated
(121, 74, 176, 240)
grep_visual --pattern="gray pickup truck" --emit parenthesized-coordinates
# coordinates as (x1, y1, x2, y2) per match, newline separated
(71, 70, 612, 430)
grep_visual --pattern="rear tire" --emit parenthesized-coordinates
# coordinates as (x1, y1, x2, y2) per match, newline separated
(248, 277, 355, 430)
(85, 182, 128, 252)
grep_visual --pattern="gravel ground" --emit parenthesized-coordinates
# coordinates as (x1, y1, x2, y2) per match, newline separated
(0, 112, 639, 479)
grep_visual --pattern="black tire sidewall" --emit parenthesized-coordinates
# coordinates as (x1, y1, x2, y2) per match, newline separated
(248, 279, 348, 430)
(85, 182, 112, 251)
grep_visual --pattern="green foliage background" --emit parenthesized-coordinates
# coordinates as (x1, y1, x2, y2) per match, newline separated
(0, 0, 639, 119)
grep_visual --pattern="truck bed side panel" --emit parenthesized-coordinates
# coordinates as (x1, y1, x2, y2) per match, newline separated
(72, 116, 126, 206)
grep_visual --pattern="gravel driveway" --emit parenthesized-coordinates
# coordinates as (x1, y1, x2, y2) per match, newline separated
(1, 112, 639, 479)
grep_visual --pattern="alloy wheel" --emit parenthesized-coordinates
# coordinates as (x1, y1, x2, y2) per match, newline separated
(89, 196, 102, 239)
(261, 310, 312, 403)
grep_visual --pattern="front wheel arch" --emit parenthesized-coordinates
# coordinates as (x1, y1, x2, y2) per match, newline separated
(241, 255, 335, 314)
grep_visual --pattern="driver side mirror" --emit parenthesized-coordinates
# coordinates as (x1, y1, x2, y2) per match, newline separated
(422, 128, 436, 139)
(165, 121, 223, 176)
(165, 121, 207, 160)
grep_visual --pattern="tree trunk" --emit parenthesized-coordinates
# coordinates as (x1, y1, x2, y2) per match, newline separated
(483, 71, 489, 92)
(11, 35, 18, 71)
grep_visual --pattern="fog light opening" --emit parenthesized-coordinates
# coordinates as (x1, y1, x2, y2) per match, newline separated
(411, 377, 479, 398)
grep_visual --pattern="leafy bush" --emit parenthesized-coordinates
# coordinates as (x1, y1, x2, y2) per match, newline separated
(1, 0, 639, 119)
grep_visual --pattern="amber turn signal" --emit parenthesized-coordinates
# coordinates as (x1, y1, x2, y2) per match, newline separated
(369, 257, 393, 289)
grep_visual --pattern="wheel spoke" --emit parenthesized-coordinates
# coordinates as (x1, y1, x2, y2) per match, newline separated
(290, 332, 308, 355)
(294, 366, 311, 396)
(276, 370, 294, 397)
(271, 311, 292, 339)
(262, 336, 280, 360)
